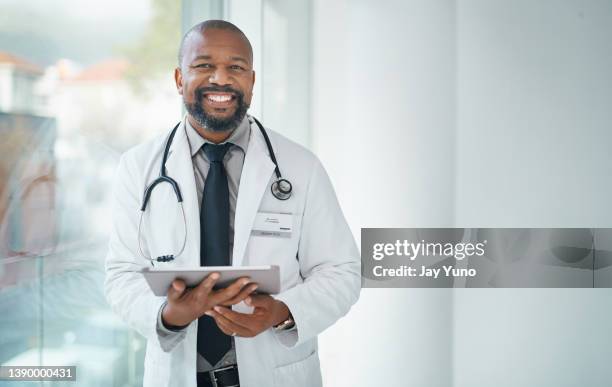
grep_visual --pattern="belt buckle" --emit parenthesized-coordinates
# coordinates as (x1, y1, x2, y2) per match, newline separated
(209, 364, 237, 387)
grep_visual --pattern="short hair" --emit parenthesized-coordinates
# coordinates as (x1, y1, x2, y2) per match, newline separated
(177, 20, 253, 67)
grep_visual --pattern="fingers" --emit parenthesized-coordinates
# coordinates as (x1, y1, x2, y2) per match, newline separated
(220, 283, 258, 306)
(217, 316, 246, 337)
(167, 279, 186, 302)
(208, 277, 251, 305)
(213, 316, 236, 336)
(193, 272, 220, 299)
(212, 306, 256, 329)
(206, 307, 253, 337)
(245, 294, 271, 308)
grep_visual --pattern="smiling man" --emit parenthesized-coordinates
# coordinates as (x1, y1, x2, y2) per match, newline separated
(105, 20, 361, 387)
(178, 22, 254, 140)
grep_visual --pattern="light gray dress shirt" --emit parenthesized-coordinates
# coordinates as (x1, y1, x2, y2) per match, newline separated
(156, 115, 251, 372)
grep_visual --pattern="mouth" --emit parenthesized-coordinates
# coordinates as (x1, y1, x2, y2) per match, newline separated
(202, 92, 237, 109)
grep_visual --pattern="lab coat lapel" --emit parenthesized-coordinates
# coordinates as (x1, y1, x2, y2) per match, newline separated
(163, 121, 200, 267)
(233, 124, 275, 267)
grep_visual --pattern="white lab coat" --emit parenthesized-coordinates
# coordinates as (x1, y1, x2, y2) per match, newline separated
(104, 118, 361, 387)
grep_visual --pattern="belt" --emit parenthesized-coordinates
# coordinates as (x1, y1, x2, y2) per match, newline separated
(197, 364, 239, 387)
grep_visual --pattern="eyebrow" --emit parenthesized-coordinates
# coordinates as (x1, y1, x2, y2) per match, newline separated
(191, 55, 250, 65)
(229, 56, 249, 65)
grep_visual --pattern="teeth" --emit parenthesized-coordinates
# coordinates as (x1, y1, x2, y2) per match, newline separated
(208, 94, 232, 102)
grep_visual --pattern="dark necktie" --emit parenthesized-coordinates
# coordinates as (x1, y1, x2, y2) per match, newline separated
(197, 142, 232, 366)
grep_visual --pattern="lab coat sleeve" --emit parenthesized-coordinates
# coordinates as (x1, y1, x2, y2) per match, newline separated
(156, 302, 189, 343)
(273, 157, 361, 348)
(104, 153, 187, 352)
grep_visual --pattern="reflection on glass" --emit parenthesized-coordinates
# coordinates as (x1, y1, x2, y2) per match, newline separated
(0, 0, 181, 385)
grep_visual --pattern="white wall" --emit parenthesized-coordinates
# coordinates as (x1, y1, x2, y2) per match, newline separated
(453, 1, 612, 386)
(312, 0, 612, 386)
(312, 1, 456, 386)
(454, 0, 612, 227)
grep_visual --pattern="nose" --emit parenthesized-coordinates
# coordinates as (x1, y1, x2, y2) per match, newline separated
(208, 67, 232, 86)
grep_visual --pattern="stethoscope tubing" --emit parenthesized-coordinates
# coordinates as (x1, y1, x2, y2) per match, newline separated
(137, 115, 291, 264)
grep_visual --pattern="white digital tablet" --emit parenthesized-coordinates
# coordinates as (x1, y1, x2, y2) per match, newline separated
(141, 265, 280, 296)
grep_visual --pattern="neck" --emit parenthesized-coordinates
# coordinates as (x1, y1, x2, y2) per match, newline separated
(188, 115, 233, 144)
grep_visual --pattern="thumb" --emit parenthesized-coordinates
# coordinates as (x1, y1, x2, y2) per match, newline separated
(167, 279, 186, 301)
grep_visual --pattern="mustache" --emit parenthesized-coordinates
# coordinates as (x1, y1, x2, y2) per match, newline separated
(195, 86, 244, 100)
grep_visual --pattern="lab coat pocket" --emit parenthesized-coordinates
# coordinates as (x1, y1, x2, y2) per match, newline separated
(272, 349, 321, 387)
(245, 234, 301, 291)
(247, 211, 299, 269)
(246, 234, 295, 265)
(246, 211, 299, 269)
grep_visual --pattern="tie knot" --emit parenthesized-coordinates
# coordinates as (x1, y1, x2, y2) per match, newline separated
(203, 143, 232, 163)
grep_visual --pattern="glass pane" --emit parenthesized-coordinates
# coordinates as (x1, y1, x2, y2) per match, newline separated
(0, 0, 182, 385)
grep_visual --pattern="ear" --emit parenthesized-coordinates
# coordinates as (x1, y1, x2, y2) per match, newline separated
(174, 67, 183, 95)
(245, 70, 255, 103)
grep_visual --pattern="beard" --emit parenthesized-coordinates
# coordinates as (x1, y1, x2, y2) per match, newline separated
(184, 86, 249, 133)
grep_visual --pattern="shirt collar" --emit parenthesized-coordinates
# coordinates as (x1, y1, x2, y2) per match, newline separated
(185, 114, 251, 157)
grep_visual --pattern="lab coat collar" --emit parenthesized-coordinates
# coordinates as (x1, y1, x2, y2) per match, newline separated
(233, 118, 275, 266)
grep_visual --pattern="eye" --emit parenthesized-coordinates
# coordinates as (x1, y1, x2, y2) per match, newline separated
(229, 65, 245, 71)
(194, 63, 213, 69)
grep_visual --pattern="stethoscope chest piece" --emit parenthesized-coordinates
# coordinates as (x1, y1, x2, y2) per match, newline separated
(250, 116, 293, 202)
(271, 178, 292, 200)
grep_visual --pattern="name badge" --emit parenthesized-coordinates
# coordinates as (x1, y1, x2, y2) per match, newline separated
(252, 212, 293, 238)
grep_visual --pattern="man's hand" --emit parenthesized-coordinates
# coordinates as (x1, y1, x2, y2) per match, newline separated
(161, 273, 258, 327)
(205, 294, 291, 337)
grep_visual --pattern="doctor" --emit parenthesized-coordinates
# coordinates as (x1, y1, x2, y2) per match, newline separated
(104, 20, 360, 387)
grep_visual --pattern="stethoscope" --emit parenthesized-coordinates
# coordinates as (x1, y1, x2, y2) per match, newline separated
(137, 115, 292, 265)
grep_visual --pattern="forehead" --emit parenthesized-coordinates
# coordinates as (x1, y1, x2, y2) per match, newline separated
(182, 28, 252, 65)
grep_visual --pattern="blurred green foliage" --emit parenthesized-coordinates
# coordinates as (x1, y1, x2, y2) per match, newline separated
(120, 0, 181, 93)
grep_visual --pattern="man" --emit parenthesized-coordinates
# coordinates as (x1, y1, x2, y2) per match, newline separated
(104, 20, 360, 387)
